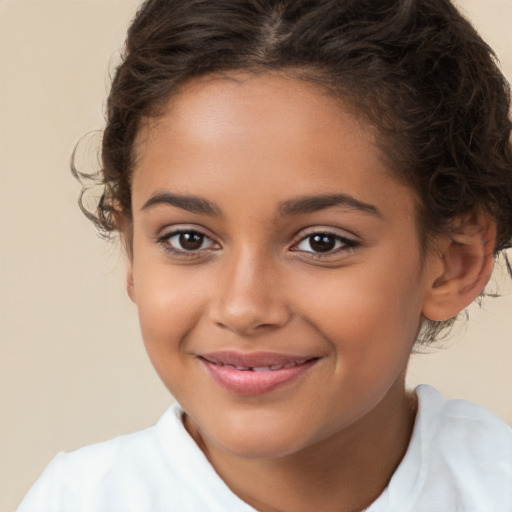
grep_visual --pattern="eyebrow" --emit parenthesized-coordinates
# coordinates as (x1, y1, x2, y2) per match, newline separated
(140, 191, 381, 218)
(141, 192, 222, 216)
(278, 193, 381, 217)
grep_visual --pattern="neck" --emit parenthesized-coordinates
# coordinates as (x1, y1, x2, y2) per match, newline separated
(185, 379, 417, 512)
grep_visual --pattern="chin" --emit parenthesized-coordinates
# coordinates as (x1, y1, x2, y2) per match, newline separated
(212, 432, 306, 460)
(197, 410, 317, 460)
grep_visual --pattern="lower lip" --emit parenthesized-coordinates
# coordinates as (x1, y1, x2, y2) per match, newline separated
(200, 359, 318, 396)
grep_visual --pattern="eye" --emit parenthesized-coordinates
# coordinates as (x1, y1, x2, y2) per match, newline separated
(158, 229, 219, 255)
(292, 231, 358, 256)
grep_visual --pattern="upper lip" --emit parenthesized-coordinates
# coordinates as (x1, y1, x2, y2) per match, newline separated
(199, 351, 318, 368)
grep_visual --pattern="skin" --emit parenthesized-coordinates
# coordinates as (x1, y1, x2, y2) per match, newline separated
(123, 73, 490, 512)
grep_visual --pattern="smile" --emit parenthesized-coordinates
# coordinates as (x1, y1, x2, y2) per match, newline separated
(198, 352, 319, 395)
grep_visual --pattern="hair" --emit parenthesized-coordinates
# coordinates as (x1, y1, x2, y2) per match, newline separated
(73, 0, 512, 343)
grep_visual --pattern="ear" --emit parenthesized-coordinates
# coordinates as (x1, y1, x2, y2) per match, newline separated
(422, 212, 496, 322)
(113, 209, 136, 305)
(125, 255, 136, 305)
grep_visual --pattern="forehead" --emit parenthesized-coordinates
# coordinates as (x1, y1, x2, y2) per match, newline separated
(132, 72, 417, 223)
(138, 72, 373, 163)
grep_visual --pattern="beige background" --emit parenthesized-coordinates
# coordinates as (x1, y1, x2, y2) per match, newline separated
(0, 0, 511, 510)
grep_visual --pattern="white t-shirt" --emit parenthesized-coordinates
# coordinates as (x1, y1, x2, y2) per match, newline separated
(17, 385, 512, 512)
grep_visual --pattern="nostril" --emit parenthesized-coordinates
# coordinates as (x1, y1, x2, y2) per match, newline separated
(208, 266, 291, 334)
(210, 306, 291, 335)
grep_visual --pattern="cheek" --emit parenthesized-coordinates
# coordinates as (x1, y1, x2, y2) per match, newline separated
(132, 261, 208, 362)
(134, 277, 207, 400)
(293, 260, 425, 356)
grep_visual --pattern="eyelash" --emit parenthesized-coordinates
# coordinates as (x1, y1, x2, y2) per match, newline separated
(157, 228, 360, 260)
(157, 229, 219, 259)
(290, 231, 359, 259)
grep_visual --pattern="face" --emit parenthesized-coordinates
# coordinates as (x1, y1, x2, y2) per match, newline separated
(128, 73, 439, 459)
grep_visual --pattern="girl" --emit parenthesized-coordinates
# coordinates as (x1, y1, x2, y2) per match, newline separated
(17, 0, 512, 511)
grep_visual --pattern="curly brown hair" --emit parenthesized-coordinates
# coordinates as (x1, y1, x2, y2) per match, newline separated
(73, 0, 512, 342)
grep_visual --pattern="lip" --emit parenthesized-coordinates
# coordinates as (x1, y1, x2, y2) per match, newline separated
(198, 351, 319, 396)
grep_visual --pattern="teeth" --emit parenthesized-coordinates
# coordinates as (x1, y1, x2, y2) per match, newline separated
(224, 364, 251, 371)
(209, 358, 311, 371)
(251, 360, 308, 371)
(223, 364, 249, 370)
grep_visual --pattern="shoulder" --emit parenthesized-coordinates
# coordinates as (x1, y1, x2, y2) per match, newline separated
(379, 385, 512, 512)
(17, 403, 255, 512)
(52, 405, 177, 483)
(415, 384, 512, 457)
(17, 404, 183, 511)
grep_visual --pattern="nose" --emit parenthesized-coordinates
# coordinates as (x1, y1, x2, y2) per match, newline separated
(208, 250, 291, 336)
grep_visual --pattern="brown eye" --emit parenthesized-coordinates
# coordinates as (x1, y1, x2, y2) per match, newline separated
(178, 232, 204, 251)
(292, 231, 358, 257)
(309, 234, 336, 253)
(161, 230, 218, 254)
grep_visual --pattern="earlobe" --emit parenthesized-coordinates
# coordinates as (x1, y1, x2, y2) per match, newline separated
(126, 263, 137, 304)
(112, 209, 136, 304)
(421, 213, 496, 322)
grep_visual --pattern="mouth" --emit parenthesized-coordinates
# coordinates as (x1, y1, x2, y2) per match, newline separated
(198, 352, 320, 395)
